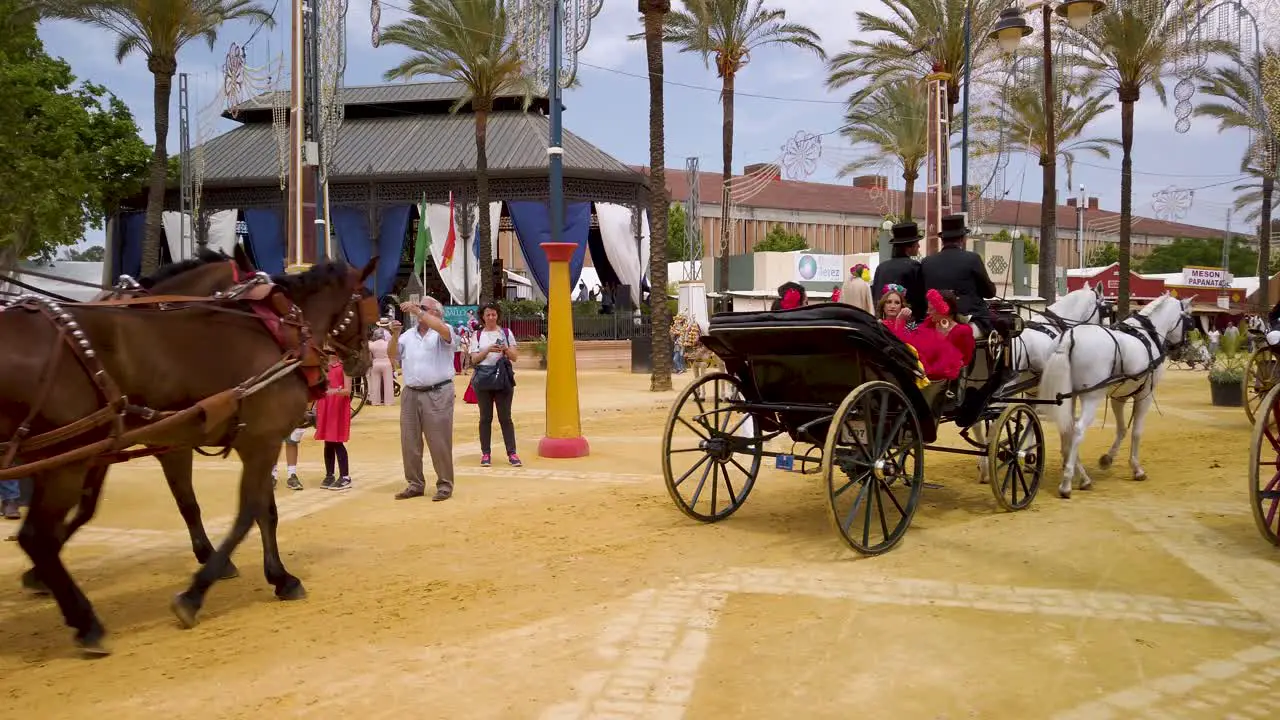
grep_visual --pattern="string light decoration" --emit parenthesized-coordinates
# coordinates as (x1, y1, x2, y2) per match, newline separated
(317, 0, 350, 183)
(371, 0, 382, 47)
(780, 131, 823, 180)
(511, 0, 604, 95)
(1151, 186, 1195, 221)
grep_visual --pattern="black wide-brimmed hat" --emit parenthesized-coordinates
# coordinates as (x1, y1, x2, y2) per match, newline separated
(938, 214, 969, 241)
(890, 221, 923, 245)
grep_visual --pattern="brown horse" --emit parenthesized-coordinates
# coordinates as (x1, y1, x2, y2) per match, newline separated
(1, 258, 377, 655)
(19, 247, 263, 595)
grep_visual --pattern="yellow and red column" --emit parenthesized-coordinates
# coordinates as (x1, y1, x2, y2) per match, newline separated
(537, 242, 590, 458)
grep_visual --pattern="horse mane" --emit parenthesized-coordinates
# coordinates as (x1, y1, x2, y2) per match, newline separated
(138, 248, 233, 289)
(270, 261, 353, 297)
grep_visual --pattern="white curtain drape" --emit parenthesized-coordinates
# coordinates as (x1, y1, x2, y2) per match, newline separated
(425, 202, 501, 304)
(594, 202, 650, 306)
(160, 210, 239, 259)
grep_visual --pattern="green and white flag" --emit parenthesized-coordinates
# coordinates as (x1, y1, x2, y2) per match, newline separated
(413, 193, 431, 277)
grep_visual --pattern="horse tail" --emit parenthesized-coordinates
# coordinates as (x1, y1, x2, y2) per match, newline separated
(1037, 341, 1074, 433)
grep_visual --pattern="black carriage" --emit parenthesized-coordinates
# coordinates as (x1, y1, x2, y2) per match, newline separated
(661, 302, 1046, 555)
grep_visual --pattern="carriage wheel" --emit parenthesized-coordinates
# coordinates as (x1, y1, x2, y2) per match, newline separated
(1248, 383, 1280, 546)
(349, 376, 369, 419)
(661, 373, 762, 522)
(1244, 348, 1280, 424)
(822, 381, 924, 555)
(986, 403, 1044, 511)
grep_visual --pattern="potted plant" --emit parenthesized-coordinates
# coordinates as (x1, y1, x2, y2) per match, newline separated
(1208, 324, 1247, 406)
(530, 335, 548, 369)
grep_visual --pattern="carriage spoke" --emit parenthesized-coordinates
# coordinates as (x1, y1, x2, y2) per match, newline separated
(687, 460, 714, 510)
(673, 454, 712, 489)
(987, 404, 1043, 512)
(874, 480, 892, 540)
(840, 475, 873, 538)
(719, 464, 737, 504)
(676, 416, 710, 441)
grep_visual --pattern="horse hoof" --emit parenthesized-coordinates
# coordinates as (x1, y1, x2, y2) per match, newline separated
(170, 593, 201, 629)
(219, 561, 240, 581)
(1080, 480, 1094, 491)
(1057, 487, 1072, 499)
(21, 568, 48, 595)
(1098, 455, 1112, 469)
(1134, 473, 1147, 482)
(275, 578, 307, 601)
(77, 638, 111, 658)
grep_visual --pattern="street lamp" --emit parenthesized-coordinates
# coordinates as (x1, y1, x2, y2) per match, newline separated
(988, 0, 1104, 303)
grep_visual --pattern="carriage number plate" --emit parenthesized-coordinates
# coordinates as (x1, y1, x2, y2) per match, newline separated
(841, 423, 869, 446)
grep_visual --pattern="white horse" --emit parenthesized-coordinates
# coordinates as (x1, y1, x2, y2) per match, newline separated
(1009, 282, 1108, 378)
(1037, 294, 1194, 498)
(975, 283, 1107, 483)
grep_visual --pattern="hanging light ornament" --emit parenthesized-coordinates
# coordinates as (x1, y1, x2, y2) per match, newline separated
(509, 0, 604, 95)
(370, 0, 382, 48)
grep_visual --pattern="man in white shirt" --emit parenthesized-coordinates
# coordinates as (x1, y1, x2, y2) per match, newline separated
(395, 296, 459, 501)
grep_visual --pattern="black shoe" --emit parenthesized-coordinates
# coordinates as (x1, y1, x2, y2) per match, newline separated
(287, 474, 304, 491)
(331, 476, 352, 491)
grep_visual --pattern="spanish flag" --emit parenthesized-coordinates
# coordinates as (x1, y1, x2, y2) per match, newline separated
(440, 191, 457, 269)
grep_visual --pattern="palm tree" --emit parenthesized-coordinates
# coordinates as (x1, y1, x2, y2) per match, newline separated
(973, 72, 1119, 188)
(840, 82, 929, 221)
(633, 0, 824, 293)
(381, 0, 529, 304)
(640, 0, 672, 391)
(827, 0, 1005, 116)
(1194, 47, 1279, 309)
(40, 0, 274, 275)
(1065, 0, 1226, 315)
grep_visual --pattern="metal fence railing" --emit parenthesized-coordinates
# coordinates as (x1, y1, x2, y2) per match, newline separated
(506, 314, 651, 342)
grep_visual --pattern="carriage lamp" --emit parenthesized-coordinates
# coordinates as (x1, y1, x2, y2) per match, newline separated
(989, 7, 1032, 53)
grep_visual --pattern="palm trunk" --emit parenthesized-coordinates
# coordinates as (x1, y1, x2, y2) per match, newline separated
(643, 2, 671, 391)
(142, 60, 176, 276)
(717, 72, 735, 296)
(1038, 2, 1057, 304)
(1117, 94, 1135, 316)
(902, 171, 916, 221)
(1260, 175, 1273, 310)
(475, 103, 493, 304)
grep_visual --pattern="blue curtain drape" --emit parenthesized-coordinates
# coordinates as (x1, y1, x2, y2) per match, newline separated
(376, 205, 411, 295)
(507, 200, 591, 297)
(114, 212, 145, 280)
(330, 205, 371, 272)
(243, 208, 285, 275)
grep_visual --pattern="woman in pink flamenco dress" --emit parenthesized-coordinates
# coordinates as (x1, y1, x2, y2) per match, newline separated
(880, 287, 972, 382)
(314, 354, 353, 490)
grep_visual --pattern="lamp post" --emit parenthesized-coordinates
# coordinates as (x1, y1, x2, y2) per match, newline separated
(989, 0, 1103, 303)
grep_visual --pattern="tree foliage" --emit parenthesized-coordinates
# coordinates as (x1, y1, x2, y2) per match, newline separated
(62, 245, 107, 261)
(667, 203, 690, 262)
(1136, 236, 1256, 277)
(754, 225, 808, 252)
(1086, 244, 1120, 267)
(0, 6, 150, 268)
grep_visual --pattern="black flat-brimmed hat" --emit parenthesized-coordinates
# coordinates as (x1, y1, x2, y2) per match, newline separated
(890, 221, 923, 245)
(938, 214, 969, 241)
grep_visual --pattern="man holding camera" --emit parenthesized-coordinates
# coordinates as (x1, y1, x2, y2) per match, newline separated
(395, 296, 459, 502)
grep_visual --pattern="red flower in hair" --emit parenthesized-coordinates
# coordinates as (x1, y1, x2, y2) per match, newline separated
(781, 288, 803, 310)
(926, 288, 950, 315)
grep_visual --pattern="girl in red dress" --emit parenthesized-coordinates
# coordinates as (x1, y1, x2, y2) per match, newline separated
(314, 353, 353, 491)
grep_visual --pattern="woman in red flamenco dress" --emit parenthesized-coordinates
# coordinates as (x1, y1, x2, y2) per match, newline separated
(313, 353, 353, 490)
(882, 288, 974, 382)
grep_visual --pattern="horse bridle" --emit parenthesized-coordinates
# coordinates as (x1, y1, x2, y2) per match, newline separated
(326, 285, 378, 361)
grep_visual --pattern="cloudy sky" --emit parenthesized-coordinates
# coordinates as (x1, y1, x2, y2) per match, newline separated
(38, 0, 1272, 249)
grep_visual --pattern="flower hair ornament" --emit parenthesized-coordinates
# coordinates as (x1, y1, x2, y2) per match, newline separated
(926, 288, 951, 315)
(780, 288, 803, 310)
(830, 287, 842, 303)
(850, 264, 871, 283)
(882, 283, 906, 297)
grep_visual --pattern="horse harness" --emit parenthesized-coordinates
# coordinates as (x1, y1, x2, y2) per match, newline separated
(1060, 311, 1188, 402)
(0, 271, 372, 475)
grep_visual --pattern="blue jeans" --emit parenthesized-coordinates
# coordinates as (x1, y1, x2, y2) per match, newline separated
(0, 479, 19, 502)
(673, 344, 686, 373)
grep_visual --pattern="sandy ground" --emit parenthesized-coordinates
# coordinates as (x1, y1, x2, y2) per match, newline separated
(0, 368, 1277, 719)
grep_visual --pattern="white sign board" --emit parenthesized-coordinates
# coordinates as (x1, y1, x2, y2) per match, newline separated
(793, 253, 844, 284)
(1180, 266, 1231, 288)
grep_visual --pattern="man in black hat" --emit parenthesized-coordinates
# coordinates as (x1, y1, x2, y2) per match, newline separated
(872, 221, 927, 320)
(922, 214, 998, 331)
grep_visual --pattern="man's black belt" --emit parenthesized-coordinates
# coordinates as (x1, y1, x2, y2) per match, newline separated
(407, 379, 452, 393)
